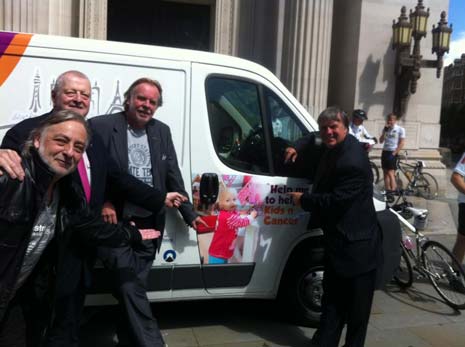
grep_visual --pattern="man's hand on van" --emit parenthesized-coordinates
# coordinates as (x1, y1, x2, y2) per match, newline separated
(284, 147, 298, 164)
(0, 149, 25, 181)
(288, 192, 303, 207)
(102, 201, 118, 224)
(165, 192, 187, 208)
(191, 216, 208, 230)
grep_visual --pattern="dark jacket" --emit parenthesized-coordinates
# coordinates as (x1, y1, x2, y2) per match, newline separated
(300, 134, 380, 277)
(89, 112, 197, 247)
(0, 149, 143, 320)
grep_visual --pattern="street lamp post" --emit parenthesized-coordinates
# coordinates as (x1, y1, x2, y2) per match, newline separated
(391, 0, 452, 117)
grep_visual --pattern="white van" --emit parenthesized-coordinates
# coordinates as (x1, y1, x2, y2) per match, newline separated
(0, 31, 398, 326)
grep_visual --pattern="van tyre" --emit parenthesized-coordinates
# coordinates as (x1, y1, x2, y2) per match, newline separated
(279, 249, 324, 327)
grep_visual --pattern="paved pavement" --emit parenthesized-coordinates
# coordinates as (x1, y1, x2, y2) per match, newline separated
(80, 170, 465, 347)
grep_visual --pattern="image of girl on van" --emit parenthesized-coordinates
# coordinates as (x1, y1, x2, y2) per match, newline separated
(208, 186, 258, 264)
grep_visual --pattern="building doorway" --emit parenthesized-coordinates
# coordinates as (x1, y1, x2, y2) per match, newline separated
(107, 0, 213, 51)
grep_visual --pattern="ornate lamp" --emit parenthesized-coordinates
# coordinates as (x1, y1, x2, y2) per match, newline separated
(392, 7, 412, 49)
(432, 11, 453, 77)
(391, 0, 452, 116)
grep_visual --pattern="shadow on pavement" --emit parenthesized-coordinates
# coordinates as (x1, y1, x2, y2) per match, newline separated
(80, 299, 314, 347)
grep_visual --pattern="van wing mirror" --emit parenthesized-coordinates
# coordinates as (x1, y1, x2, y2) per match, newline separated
(200, 173, 219, 207)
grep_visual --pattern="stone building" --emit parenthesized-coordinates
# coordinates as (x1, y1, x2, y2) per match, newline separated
(0, 0, 450, 164)
(443, 54, 465, 107)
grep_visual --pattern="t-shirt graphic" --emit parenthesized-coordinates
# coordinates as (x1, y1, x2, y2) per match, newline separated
(124, 127, 153, 218)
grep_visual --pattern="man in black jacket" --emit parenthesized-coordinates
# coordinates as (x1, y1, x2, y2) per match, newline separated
(0, 71, 184, 347)
(289, 106, 381, 347)
(90, 77, 205, 347)
(0, 111, 160, 347)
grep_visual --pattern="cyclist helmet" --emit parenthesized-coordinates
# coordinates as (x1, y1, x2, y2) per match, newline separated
(352, 109, 368, 120)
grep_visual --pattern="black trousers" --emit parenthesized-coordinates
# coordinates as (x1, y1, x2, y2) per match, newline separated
(44, 283, 86, 347)
(1, 279, 50, 347)
(0, 295, 27, 347)
(318, 266, 377, 347)
(97, 240, 165, 347)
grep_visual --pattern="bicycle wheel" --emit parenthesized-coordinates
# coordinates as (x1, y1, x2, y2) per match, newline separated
(393, 246, 413, 288)
(370, 161, 380, 184)
(416, 172, 439, 200)
(421, 240, 465, 309)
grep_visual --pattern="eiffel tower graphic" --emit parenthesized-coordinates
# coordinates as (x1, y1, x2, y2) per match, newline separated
(106, 80, 124, 114)
(91, 81, 101, 115)
(29, 70, 42, 114)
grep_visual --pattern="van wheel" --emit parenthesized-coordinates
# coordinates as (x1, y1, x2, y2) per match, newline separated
(279, 249, 324, 327)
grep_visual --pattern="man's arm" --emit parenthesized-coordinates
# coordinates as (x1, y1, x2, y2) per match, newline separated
(451, 172, 465, 195)
(0, 123, 34, 180)
(70, 211, 160, 248)
(0, 115, 48, 179)
(106, 163, 167, 215)
(1, 125, 23, 152)
(299, 164, 367, 212)
(0, 149, 24, 180)
(284, 132, 320, 163)
(393, 138, 405, 156)
(164, 128, 199, 227)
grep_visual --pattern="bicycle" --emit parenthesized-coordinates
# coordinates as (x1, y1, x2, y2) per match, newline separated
(390, 201, 465, 309)
(385, 188, 415, 219)
(395, 151, 438, 199)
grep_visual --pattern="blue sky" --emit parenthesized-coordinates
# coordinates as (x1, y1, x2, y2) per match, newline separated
(444, 0, 465, 66)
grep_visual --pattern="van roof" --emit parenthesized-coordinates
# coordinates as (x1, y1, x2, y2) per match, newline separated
(0, 31, 315, 125)
(2, 31, 271, 78)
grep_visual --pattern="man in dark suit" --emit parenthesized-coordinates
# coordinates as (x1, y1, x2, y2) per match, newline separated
(0, 70, 185, 347)
(288, 106, 381, 347)
(89, 77, 205, 347)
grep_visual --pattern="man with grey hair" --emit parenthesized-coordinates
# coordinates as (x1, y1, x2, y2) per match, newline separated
(0, 110, 161, 347)
(288, 106, 381, 347)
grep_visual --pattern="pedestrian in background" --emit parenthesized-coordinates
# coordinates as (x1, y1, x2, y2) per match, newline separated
(380, 113, 405, 191)
(451, 153, 465, 270)
(349, 109, 377, 148)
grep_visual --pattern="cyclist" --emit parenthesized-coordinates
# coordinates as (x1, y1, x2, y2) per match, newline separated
(451, 152, 465, 280)
(380, 113, 405, 192)
(349, 109, 377, 150)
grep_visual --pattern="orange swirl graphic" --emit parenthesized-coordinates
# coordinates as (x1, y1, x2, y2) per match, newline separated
(0, 33, 33, 86)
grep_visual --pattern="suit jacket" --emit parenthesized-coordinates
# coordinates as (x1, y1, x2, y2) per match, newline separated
(89, 112, 197, 243)
(300, 134, 381, 277)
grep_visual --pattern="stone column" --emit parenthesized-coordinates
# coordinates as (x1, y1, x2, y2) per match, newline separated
(280, 0, 334, 118)
(214, 0, 238, 56)
(0, 0, 80, 37)
(78, 0, 107, 40)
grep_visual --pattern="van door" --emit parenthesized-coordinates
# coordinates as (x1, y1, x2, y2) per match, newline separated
(190, 63, 319, 295)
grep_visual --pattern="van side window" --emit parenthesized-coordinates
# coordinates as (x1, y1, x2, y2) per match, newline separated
(206, 77, 269, 174)
(264, 88, 311, 178)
